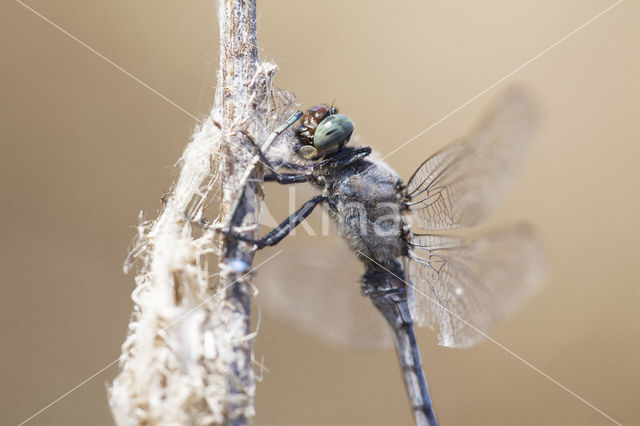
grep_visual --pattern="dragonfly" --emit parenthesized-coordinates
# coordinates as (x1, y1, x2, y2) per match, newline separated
(221, 88, 544, 426)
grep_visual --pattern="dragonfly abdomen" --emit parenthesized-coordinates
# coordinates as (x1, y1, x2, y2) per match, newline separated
(363, 267, 438, 426)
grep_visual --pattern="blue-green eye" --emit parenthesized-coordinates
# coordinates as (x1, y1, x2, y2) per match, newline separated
(313, 114, 354, 154)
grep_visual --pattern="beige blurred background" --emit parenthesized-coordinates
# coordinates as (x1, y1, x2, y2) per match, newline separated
(1, 1, 638, 425)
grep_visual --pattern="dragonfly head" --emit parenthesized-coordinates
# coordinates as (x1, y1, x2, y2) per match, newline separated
(296, 104, 354, 160)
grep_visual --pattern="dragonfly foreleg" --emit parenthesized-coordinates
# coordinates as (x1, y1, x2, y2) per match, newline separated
(239, 130, 283, 173)
(318, 146, 372, 169)
(263, 172, 309, 185)
(239, 125, 311, 185)
(220, 195, 326, 249)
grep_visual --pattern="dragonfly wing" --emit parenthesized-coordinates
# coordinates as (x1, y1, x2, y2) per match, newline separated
(257, 239, 394, 349)
(405, 224, 545, 348)
(406, 88, 537, 230)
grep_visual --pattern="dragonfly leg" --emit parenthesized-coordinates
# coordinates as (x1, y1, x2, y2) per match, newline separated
(240, 124, 311, 185)
(263, 172, 309, 185)
(240, 130, 281, 172)
(263, 147, 372, 184)
(220, 195, 326, 249)
(319, 146, 372, 169)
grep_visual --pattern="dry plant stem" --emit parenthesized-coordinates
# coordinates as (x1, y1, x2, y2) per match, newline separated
(109, 0, 275, 425)
(215, 0, 260, 424)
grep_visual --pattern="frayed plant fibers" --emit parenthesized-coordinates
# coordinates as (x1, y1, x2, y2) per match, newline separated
(109, 1, 296, 424)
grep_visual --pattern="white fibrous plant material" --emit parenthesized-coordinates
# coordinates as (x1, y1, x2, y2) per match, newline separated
(109, 58, 296, 424)
(109, 114, 224, 425)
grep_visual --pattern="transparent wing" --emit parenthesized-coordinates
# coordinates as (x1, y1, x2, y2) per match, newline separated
(256, 239, 393, 349)
(405, 224, 545, 348)
(406, 88, 538, 230)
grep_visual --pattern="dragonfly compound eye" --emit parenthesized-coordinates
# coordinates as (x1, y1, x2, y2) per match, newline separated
(313, 114, 354, 154)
